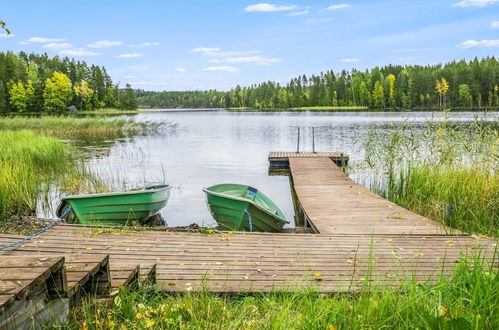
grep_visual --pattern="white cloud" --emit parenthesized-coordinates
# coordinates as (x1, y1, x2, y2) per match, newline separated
(305, 17, 331, 23)
(245, 3, 297, 12)
(124, 75, 135, 78)
(59, 48, 99, 56)
(175, 67, 187, 72)
(212, 55, 282, 65)
(21, 37, 65, 44)
(325, 4, 351, 10)
(491, 20, 499, 28)
(453, 0, 499, 7)
(458, 39, 499, 48)
(191, 47, 257, 57)
(87, 40, 123, 48)
(129, 41, 160, 48)
(202, 66, 239, 72)
(0, 33, 15, 38)
(191, 47, 220, 53)
(340, 58, 360, 62)
(287, 9, 309, 16)
(116, 53, 143, 58)
(42, 42, 73, 50)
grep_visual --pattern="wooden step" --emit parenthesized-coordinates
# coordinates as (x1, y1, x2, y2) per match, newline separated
(109, 264, 140, 295)
(0, 256, 68, 329)
(64, 254, 110, 301)
(138, 263, 157, 286)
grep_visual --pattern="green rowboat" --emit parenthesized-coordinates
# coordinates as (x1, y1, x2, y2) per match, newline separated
(203, 184, 288, 232)
(56, 185, 171, 226)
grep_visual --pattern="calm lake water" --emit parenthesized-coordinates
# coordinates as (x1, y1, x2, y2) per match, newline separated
(47, 110, 498, 227)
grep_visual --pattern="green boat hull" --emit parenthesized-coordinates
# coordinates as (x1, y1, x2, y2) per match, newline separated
(203, 184, 288, 232)
(56, 185, 171, 226)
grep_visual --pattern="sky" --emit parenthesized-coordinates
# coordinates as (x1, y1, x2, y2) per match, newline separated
(1, 0, 499, 91)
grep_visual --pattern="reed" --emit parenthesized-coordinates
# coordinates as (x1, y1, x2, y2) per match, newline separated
(362, 116, 498, 237)
(69, 254, 498, 329)
(0, 116, 165, 140)
(0, 130, 106, 219)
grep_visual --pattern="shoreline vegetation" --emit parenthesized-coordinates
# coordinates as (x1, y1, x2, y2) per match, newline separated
(0, 116, 164, 139)
(225, 106, 499, 112)
(361, 117, 498, 237)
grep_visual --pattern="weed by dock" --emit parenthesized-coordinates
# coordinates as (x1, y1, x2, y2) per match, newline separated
(363, 116, 498, 237)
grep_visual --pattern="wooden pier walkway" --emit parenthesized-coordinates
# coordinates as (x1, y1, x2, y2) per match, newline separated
(0, 224, 495, 294)
(287, 157, 455, 235)
(0, 152, 497, 325)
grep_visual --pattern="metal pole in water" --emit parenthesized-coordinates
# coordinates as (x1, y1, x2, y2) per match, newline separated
(312, 127, 315, 153)
(297, 127, 300, 153)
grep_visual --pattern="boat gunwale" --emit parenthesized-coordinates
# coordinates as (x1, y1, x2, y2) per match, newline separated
(202, 186, 289, 224)
(59, 185, 171, 201)
(56, 185, 171, 217)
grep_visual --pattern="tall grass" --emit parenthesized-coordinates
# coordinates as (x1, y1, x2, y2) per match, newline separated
(68, 255, 498, 329)
(0, 116, 165, 140)
(0, 130, 105, 219)
(363, 117, 498, 236)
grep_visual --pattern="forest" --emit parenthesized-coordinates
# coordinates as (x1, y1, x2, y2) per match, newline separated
(137, 90, 226, 108)
(138, 57, 499, 110)
(0, 51, 137, 113)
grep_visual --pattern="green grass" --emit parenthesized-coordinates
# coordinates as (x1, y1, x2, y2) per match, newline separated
(0, 130, 69, 217)
(0, 116, 164, 139)
(362, 117, 498, 237)
(66, 254, 497, 329)
(0, 130, 107, 219)
(0, 129, 121, 222)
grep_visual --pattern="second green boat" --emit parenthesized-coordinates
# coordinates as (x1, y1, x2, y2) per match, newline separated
(56, 184, 171, 226)
(203, 183, 288, 232)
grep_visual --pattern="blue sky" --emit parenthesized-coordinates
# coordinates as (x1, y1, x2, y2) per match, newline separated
(1, 0, 498, 90)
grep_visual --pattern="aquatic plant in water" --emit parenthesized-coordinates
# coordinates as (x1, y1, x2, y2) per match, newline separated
(362, 115, 498, 236)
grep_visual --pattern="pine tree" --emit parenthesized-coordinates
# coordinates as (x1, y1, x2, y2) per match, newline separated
(120, 83, 138, 110)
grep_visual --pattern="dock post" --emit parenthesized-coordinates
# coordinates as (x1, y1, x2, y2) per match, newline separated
(312, 127, 315, 153)
(296, 127, 300, 153)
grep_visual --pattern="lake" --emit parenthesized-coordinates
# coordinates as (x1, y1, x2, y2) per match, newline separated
(46, 110, 498, 227)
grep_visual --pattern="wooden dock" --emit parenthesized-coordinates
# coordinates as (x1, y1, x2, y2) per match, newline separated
(0, 152, 497, 324)
(0, 225, 495, 294)
(269, 151, 348, 170)
(287, 157, 456, 235)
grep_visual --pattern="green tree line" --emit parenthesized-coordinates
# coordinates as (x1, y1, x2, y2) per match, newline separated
(137, 90, 226, 108)
(138, 57, 499, 110)
(0, 51, 137, 113)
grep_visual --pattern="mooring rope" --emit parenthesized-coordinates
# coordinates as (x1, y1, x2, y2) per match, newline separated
(0, 206, 72, 251)
(244, 209, 253, 232)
